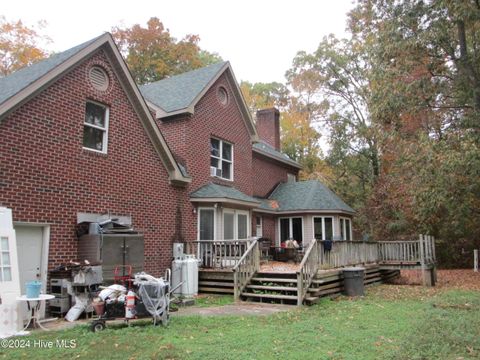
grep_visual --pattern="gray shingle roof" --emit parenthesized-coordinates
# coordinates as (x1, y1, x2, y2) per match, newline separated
(259, 180, 354, 213)
(190, 183, 260, 205)
(0, 35, 103, 106)
(139, 61, 227, 113)
(253, 141, 301, 168)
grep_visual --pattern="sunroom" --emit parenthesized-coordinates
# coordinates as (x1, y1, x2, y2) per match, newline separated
(189, 183, 260, 268)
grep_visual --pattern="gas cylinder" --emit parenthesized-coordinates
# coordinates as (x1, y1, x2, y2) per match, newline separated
(125, 290, 136, 319)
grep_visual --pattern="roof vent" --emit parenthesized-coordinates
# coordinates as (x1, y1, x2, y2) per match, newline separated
(217, 86, 229, 106)
(89, 66, 109, 92)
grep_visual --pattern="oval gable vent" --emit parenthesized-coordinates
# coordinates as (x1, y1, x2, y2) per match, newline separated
(89, 66, 109, 91)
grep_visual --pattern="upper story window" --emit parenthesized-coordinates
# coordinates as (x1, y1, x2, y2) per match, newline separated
(83, 101, 109, 153)
(210, 138, 233, 180)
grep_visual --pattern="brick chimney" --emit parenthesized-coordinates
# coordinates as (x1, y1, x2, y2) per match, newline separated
(256, 108, 280, 151)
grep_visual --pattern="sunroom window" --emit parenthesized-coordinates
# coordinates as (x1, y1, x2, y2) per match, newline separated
(313, 217, 334, 241)
(340, 217, 352, 241)
(210, 138, 233, 180)
(83, 101, 109, 153)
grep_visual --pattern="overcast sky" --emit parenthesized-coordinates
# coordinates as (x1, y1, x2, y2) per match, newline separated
(3, 0, 353, 84)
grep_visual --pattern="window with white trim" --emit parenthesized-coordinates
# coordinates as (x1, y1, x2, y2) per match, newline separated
(210, 138, 233, 180)
(313, 216, 334, 241)
(287, 173, 296, 183)
(223, 209, 250, 240)
(256, 216, 263, 237)
(340, 217, 352, 241)
(83, 101, 109, 153)
(198, 208, 215, 240)
(0, 236, 12, 281)
(279, 217, 303, 244)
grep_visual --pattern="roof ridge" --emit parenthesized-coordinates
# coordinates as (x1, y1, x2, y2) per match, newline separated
(140, 61, 227, 88)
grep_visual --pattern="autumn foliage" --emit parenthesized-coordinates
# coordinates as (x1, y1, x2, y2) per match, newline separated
(0, 16, 49, 76)
(111, 17, 221, 84)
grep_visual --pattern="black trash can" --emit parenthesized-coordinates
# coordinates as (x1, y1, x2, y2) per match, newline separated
(343, 267, 365, 296)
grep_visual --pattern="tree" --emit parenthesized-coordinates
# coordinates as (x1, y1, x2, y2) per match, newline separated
(112, 17, 222, 84)
(240, 81, 289, 114)
(0, 16, 49, 76)
(349, 0, 480, 130)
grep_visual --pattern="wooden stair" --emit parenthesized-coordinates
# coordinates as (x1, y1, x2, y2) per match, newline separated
(240, 272, 299, 305)
(198, 270, 234, 294)
(304, 265, 400, 305)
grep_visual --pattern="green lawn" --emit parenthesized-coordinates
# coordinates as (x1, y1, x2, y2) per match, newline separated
(2, 286, 479, 360)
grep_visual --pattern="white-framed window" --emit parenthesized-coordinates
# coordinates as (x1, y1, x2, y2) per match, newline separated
(210, 138, 233, 180)
(340, 217, 352, 241)
(313, 216, 334, 241)
(256, 216, 263, 238)
(279, 217, 303, 244)
(83, 100, 109, 153)
(198, 208, 216, 241)
(223, 209, 250, 240)
(0, 236, 12, 282)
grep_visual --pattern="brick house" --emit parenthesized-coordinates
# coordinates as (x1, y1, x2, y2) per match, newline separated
(0, 33, 354, 297)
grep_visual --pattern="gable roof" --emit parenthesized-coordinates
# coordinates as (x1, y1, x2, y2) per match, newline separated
(139, 62, 258, 142)
(253, 141, 302, 169)
(0, 35, 101, 107)
(0, 33, 190, 186)
(140, 62, 227, 114)
(190, 183, 260, 208)
(256, 180, 354, 214)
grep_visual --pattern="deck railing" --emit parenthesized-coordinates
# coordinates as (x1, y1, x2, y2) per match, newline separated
(185, 239, 252, 269)
(318, 240, 378, 269)
(378, 235, 436, 265)
(296, 239, 319, 305)
(233, 238, 260, 300)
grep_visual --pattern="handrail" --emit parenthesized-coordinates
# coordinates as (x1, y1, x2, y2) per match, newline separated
(185, 238, 253, 269)
(232, 237, 260, 301)
(190, 239, 252, 244)
(296, 239, 319, 306)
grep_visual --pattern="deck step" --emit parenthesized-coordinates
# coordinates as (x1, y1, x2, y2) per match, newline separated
(246, 285, 297, 292)
(198, 281, 233, 287)
(241, 292, 298, 300)
(198, 287, 234, 294)
(251, 277, 297, 283)
(308, 282, 342, 293)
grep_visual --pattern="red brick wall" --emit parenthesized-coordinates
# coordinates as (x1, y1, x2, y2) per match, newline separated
(252, 153, 299, 197)
(256, 108, 280, 150)
(156, 74, 255, 240)
(0, 50, 182, 276)
(259, 214, 276, 242)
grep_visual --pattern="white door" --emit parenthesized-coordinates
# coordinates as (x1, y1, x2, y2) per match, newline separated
(15, 226, 48, 320)
(0, 208, 21, 338)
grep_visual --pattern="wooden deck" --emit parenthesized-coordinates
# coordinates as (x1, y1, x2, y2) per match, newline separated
(192, 235, 437, 305)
